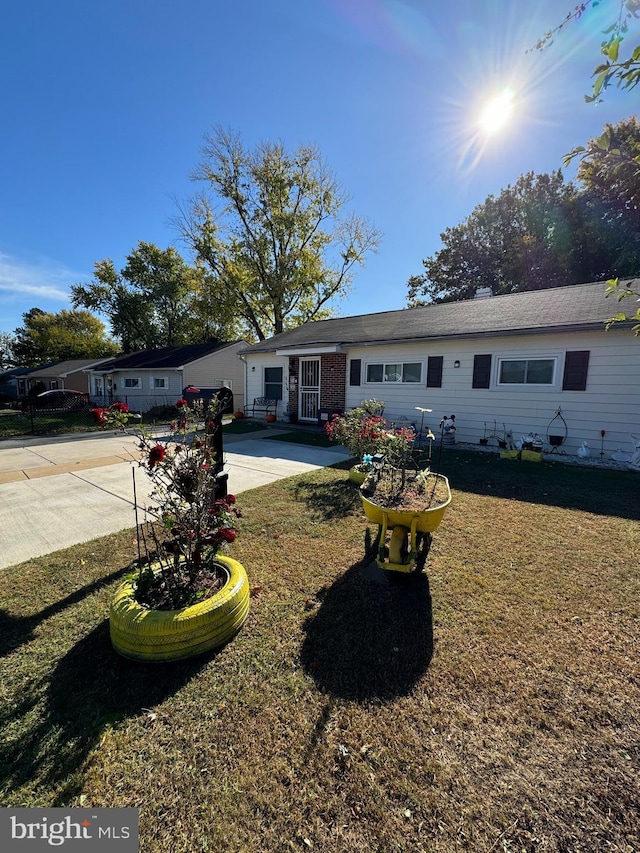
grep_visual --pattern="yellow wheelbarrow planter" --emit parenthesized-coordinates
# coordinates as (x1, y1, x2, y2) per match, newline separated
(361, 474, 451, 573)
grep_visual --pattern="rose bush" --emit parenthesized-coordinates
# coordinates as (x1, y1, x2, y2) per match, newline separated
(98, 396, 241, 610)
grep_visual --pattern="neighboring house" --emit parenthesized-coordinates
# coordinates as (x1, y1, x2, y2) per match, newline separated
(0, 366, 31, 401)
(86, 341, 248, 413)
(241, 281, 640, 457)
(16, 358, 112, 397)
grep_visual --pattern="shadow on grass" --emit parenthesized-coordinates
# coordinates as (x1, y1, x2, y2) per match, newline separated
(301, 546, 433, 702)
(0, 566, 133, 658)
(425, 449, 640, 520)
(0, 619, 210, 803)
(292, 474, 362, 521)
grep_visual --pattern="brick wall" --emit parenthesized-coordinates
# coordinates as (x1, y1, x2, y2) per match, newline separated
(319, 353, 346, 410)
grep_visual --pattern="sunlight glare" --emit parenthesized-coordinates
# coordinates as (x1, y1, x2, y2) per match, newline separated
(478, 88, 515, 136)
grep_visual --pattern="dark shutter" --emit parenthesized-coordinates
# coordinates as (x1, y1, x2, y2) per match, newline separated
(426, 355, 443, 388)
(349, 359, 361, 386)
(472, 354, 492, 389)
(562, 351, 590, 391)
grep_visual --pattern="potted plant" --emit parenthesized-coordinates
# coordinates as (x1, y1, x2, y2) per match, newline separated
(359, 422, 451, 573)
(325, 399, 387, 483)
(98, 398, 250, 662)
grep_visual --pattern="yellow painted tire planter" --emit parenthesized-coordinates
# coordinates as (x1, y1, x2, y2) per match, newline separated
(348, 467, 368, 485)
(109, 555, 250, 662)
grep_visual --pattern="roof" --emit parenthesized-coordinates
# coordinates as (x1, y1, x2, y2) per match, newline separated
(243, 281, 633, 354)
(94, 341, 243, 372)
(25, 358, 112, 378)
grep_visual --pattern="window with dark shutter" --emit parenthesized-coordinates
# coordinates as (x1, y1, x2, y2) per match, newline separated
(472, 354, 492, 389)
(349, 359, 361, 386)
(562, 351, 590, 391)
(426, 356, 443, 388)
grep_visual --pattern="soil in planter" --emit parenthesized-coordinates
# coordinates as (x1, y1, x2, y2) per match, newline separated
(134, 560, 227, 611)
(362, 470, 449, 513)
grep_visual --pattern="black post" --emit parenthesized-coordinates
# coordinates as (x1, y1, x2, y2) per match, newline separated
(205, 387, 233, 500)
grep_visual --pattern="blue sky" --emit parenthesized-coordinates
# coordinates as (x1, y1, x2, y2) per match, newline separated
(0, 0, 636, 336)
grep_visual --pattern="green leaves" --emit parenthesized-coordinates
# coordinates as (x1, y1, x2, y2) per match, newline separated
(184, 128, 380, 341)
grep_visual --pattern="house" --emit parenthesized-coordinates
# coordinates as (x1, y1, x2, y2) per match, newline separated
(0, 366, 32, 401)
(14, 358, 113, 398)
(86, 341, 248, 413)
(240, 281, 640, 458)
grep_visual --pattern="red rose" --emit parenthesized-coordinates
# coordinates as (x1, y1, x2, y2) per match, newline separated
(148, 445, 166, 468)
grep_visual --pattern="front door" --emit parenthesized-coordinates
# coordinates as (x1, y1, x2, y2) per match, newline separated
(298, 358, 320, 422)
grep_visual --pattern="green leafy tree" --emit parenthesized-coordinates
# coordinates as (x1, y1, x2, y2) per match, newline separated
(0, 332, 17, 371)
(180, 128, 381, 341)
(532, 0, 640, 103)
(407, 171, 613, 304)
(71, 242, 226, 352)
(12, 308, 120, 367)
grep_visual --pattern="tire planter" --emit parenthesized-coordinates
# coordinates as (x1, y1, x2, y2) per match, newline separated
(109, 555, 250, 662)
(348, 466, 368, 485)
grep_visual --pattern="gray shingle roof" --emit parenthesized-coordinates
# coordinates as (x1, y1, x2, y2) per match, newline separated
(244, 281, 632, 354)
(26, 358, 112, 378)
(96, 341, 241, 371)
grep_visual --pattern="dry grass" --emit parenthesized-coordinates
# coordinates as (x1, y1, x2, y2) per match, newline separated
(0, 451, 638, 852)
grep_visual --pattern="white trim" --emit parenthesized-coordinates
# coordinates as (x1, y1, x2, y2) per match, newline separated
(150, 375, 170, 390)
(493, 351, 561, 390)
(123, 376, 143, 389)
(364, 359, 424, 384)
(276, 345, 342, 356)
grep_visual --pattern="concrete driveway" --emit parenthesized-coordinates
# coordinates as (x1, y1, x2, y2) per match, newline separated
(0, 428, 350, 569)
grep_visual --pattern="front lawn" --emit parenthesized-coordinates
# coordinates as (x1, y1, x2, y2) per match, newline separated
(0, 453, 637, 851)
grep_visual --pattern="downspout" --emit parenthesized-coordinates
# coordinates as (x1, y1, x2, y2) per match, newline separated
(238, 353, 247, 414)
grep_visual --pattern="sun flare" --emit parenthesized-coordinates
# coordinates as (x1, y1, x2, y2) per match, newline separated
(478, 88, 515, 135)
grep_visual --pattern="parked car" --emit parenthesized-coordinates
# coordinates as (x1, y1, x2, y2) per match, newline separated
(23, 389, 91, 413)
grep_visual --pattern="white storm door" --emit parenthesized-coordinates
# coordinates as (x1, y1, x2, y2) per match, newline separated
(298, 358, 320, 421)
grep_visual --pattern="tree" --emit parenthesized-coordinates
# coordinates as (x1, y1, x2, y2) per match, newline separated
(71, 242, 225, 352)
(574, 117, 640, 267)
(532, 0, 640, 103)
(0, 332, 17, 371)
(180, 127, 381, 341)
(407, 171, 614, 304)
(12, 308, 120, 367)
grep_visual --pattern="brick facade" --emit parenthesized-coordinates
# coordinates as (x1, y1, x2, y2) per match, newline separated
(285, 353, 347, 417)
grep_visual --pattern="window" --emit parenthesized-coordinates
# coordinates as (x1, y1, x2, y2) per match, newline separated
(426, 356, 443, 388)
(498, 358, 555, 386)
(49, 380, 59, 390)
(151, 376, 169, 390)
(366, 361, 422, 383)
(264, 366, 283, 400)
(124, 377, 142, 389)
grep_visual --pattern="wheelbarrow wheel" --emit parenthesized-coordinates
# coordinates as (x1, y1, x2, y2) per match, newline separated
(414, 532, 433, 573)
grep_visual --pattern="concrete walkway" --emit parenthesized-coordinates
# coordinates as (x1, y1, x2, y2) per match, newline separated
(0, 427, 350, 569)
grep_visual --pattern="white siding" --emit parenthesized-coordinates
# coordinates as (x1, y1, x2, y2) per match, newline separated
(184, 342, 248, 412)
(113, 370, 183, 411)
(244, 355, 288, 415)
(344, 327, 640, 458)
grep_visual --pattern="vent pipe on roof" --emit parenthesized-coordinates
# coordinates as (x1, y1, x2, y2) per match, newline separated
(474, 286, 493, 298)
